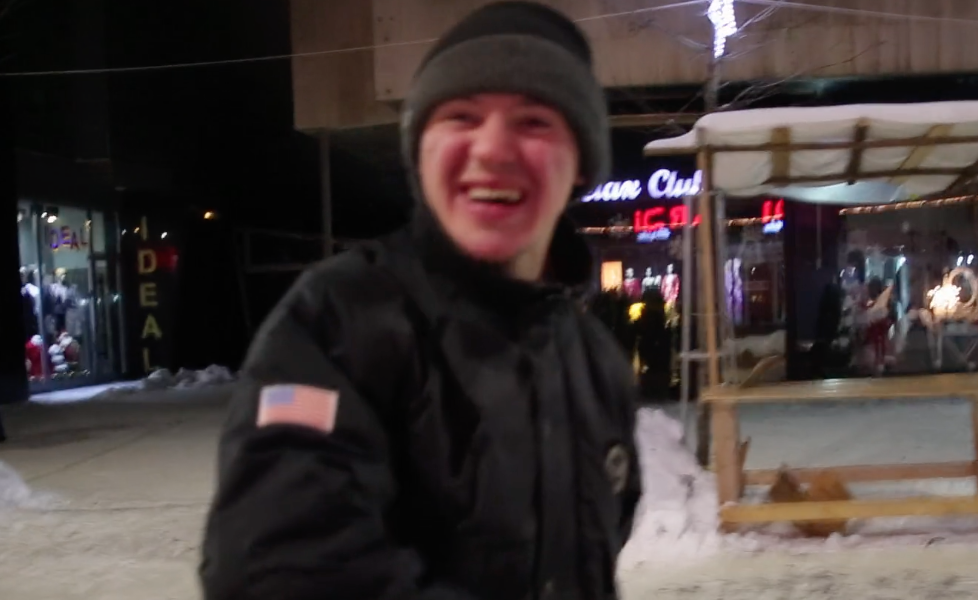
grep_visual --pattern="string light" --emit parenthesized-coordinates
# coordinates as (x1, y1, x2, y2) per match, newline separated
(708, 0, 738, 58)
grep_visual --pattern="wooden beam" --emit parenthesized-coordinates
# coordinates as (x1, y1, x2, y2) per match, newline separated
(889, 124, 953, 187)
(769, 127, 791, 181)
(721, 497, 978, 524)
(765, 167, 962, 186)
(972, 399, 978, 477)
(712, 134, 978, 153)
(744, 461, 977, 486)
(696, 146, 721, 387)
(948, 158, 978, 192)
(702, 372, 978, 405)
(610, 113, 701, 128)
(844, 121, 869, 185)
(712, 404, 743, 504)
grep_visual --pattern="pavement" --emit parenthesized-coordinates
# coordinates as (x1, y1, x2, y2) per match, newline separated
(0, 387, 977, 599)
(0, 387, 230, 600)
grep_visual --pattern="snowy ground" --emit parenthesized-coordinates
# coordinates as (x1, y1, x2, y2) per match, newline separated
(1, 385, 977, 599)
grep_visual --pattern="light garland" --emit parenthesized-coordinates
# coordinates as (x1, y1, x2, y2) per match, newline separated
(839, 195, 976, 216)
(927, 283, 961, 321)
(925, 267, 978, 323)
(708, 0, 738, 59)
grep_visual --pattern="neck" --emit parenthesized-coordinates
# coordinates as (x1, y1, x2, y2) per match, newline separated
(504, 241, 551, 283)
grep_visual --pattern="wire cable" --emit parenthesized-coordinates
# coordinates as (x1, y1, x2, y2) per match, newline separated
(0, 0, 708, 77)
(5, 0, 975, 78)
(737, 0, 978, 26)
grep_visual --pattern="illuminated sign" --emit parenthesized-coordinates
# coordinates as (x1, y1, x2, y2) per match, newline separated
(633, 198, 785, 236)
(48, 225, 90, 251)
(582, 169, 703, 203)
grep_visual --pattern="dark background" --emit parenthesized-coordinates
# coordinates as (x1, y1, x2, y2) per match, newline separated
(3, 0, 978, 401)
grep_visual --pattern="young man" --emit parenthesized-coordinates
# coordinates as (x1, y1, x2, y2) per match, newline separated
(200, 3, 641, 599)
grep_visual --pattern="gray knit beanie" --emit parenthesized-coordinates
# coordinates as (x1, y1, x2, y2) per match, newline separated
(400, 1, 610, 197)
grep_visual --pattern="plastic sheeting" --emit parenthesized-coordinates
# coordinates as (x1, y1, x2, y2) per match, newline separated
(644, 102, 978, 201)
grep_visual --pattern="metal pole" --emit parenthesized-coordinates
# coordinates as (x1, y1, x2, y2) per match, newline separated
(320, 133, 334, 258)
(679, 180, 695, 448)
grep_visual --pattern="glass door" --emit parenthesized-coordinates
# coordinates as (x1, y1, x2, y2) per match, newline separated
(89, 253, 123, 377)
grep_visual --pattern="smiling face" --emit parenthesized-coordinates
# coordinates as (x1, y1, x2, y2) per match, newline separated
(418, 93, 581, 280)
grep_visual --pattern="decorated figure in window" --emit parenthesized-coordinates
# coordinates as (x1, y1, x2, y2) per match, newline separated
(661, 263, 680, 308)
(641, 267, 657, 293)
(622, 267, 642, 299)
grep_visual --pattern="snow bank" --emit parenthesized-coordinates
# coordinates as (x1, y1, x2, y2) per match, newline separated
(617, 409, 721, 570)
(94, 365, 236, 399)
(618, 408, 978, 572)
(0, 462, 61, 511)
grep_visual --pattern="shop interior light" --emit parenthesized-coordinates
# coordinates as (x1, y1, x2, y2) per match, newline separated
(161, 232, 168, 239)
(203, 210, 217, 220)
(41, 206, 59, 224)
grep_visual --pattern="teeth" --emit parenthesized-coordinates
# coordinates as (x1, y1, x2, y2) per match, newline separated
(469, 187, 522, 203)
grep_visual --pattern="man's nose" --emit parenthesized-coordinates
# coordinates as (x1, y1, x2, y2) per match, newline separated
(470, 113, 517, 167)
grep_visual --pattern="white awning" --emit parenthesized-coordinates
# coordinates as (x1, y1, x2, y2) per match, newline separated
(643, 102, 978, 203)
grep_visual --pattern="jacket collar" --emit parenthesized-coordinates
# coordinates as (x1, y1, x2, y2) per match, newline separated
(407, 205, 593, 316)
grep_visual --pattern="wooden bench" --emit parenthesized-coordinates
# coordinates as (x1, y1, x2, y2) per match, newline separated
(703, 372, 978, 530)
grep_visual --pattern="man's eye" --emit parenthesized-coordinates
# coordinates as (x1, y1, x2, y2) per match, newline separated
(519, 116, 554, 130)
(444, 111, 480, 125)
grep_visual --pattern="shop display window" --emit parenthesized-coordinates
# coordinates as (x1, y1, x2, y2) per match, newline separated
(16, 202, 122, 387)
(813, 200, 978, 378)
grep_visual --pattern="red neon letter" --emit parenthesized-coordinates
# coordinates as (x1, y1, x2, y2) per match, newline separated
(762, 198, 785, 223)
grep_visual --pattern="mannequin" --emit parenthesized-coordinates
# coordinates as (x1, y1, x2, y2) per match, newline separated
(661, 263, 680, 307)
(622, 268, 642, 299)
(724, 258, 743, 325)
(641, 267, 657, 292)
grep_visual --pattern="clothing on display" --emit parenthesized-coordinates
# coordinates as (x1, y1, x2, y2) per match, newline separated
(641, 267, 657, 292)
(661, 263, 680, 306)
(18, 265, 90, 381)
(724, 258, 744, 325)
(623, 267, 642, 299)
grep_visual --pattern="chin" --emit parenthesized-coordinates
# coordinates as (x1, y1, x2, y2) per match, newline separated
(456, 234, 525, 264)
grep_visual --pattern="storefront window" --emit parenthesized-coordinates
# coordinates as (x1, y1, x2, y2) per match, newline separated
(830, 200, 978, 378)
(16, 202, 123, 388)
(18, 201, 45, 381)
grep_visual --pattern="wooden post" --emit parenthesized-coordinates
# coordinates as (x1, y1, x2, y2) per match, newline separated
(696, 148, 721, 387)
(972, 395, 978, 477)
(712, 403, 742, 506)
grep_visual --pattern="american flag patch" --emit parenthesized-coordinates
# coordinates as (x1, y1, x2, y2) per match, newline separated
(256, 384, 339, 433)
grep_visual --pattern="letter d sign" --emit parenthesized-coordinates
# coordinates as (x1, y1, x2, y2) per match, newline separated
(138, 249, 157, 274)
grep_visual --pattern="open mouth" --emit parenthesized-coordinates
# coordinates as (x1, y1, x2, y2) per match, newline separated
(467, 187, 524, 205)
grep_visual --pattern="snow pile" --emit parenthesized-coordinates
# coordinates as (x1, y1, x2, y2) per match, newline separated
(95, 365, 236, 398)
(0, 462, 61, 511)
(617, 408, 721, 570)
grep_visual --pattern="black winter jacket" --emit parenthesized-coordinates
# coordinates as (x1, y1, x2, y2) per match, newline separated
(200, 211, 642, 600)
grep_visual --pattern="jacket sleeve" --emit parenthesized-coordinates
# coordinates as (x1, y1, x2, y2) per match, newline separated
(617, 383, 642, 545)
(199, 264, 472, 600)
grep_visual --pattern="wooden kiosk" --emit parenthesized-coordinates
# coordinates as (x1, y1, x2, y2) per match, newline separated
(644, 102, 978, 530)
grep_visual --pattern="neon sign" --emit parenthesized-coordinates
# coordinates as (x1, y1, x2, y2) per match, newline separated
(633, 198, 785, 236)
(582, 168, 704, 202)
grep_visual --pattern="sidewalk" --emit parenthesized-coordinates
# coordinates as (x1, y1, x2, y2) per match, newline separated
(0, 386, 231, 600)
(1, 389, 977, 599)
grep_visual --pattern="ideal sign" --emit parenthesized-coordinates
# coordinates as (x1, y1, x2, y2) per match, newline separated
(581, 169, 703, 203)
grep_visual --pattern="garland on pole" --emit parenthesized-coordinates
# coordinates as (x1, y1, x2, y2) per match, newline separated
(708, 0, 738, 58)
